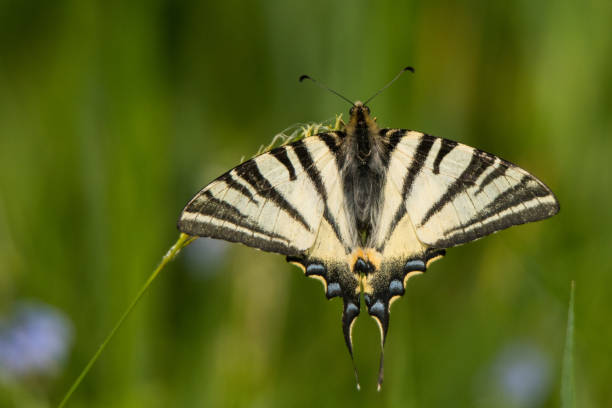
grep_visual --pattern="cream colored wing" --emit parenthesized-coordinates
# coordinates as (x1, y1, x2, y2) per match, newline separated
(178, 132, 354, 256)
(362, 129, 559, 389)
(178, 131, 363, 367)
(374, 130, 559, 250)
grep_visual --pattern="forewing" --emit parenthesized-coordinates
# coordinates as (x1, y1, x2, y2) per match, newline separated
(178, 133, 350, 256)
(379, 130, 559, 249)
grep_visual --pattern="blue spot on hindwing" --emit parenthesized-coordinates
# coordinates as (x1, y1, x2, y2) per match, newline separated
(326, 282, 341, 298)
(404, 259, 426, 273)
(370, 300, 385, 317)
(346, 302, 359, 316)
(306, 263, 326, 276)
(389, 279, 404, 296)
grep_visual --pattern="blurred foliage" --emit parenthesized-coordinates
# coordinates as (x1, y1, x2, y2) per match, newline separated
(0, 1, 611, 407)
(561, 282, 575, 408)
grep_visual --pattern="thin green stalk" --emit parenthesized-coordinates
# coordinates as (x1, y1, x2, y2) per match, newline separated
(561, 280, 576, 408)
(57, 233, 196, 408)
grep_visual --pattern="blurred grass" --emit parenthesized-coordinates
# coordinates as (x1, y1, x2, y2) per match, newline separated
(0, 1, 611, 407)
(561, 281, 575, 408)
(57, 233, 194, 408)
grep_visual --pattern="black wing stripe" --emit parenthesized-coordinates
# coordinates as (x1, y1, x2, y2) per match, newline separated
(270, 146, 297, 181)
(475, 161, 507, 195)
(319, 132, 346, 169)
(401, 135, 436, 199)
(380, 135, 436, 249)
(380, 129, 405, 169)
(185, 191, 288, 241)
(419, 149, 493, 226)
(235, 159, 311, 231)
(433, 138, 458, 174)
(217, 171, 259, 204)
(319, 132, 341, 154)
(293, 138, 346, 248)
(180, 191, 297, 255)
(293, 139, 328, 200)
(445, 175, 556, 234)
(435, 200, 558, 248)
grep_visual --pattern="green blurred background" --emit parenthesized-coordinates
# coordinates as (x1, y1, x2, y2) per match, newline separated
(0, 1, 611, 407)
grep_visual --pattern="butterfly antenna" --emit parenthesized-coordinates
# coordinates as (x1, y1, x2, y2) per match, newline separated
(299, 75, 354, 106)
(364, 66, 415, 106)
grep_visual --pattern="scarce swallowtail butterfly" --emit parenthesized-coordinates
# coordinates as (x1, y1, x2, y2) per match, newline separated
(177, 68, 560, 390)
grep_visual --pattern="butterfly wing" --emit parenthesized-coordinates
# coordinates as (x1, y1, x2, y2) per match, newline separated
(178, 133, 344, 255)
(363, 129, 559, 384)
(178, 132, 363, 360)
(390, 131, 559, 248)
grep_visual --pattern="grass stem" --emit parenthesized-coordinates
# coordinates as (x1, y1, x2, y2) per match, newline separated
(57, 233, 195, 408)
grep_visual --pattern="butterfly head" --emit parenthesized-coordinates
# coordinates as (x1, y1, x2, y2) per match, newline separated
(348, 101, 376, 129)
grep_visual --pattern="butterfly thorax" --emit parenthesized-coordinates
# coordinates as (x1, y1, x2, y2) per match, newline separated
(342, 102, 387, 245)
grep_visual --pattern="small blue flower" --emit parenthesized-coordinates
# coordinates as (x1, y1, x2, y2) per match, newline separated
(475, 341, 552, 408)
(0, 301, 73, 380)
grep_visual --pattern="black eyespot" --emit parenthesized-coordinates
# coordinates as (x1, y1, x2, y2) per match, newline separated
(349, 106, 355, 115)
(364, 106, 370, 114)
(354, 258, 372, 273)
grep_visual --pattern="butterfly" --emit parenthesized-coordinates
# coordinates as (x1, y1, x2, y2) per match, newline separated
(177, 69, 559, 390)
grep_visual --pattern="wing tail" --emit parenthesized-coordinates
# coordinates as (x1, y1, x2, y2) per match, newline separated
(363, 249, 445, 390)
(287, 253, 362, 389)
(342, 296, 361, 390)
